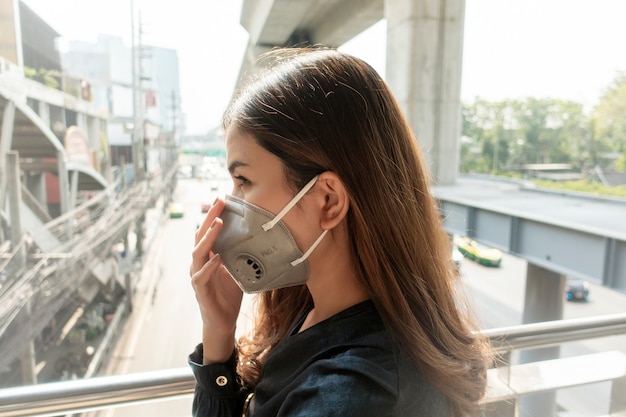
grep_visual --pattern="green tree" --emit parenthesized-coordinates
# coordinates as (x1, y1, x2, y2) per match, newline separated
(462, 97, 588, 173)
(592, 72, 626, 171)
(461, 99, 514, 174)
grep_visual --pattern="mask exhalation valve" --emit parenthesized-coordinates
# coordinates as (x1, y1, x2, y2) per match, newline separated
(234, 254, 264, 282)
(247, 258, 262, 280)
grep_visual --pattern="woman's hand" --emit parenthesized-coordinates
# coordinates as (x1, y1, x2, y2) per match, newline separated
(190, 197, 243, 364)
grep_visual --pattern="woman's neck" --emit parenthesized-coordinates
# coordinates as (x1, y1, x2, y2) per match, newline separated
(299, 249, 369, 333)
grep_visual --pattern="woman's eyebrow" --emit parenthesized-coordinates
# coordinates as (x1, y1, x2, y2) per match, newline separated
(228, 160, 248, 174)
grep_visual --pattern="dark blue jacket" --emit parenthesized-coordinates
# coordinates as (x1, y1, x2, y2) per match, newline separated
(189, 300, 448, 416)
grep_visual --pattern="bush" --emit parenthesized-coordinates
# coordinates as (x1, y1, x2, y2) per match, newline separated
(532, 179, 626, 198)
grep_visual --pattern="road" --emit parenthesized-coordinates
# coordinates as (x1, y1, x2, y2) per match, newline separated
(95, 176, 256, 417)
(460, 247, 626, 416)
(96, 175, 625, 417)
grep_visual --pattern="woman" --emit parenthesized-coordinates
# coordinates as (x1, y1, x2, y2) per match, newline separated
(189, 48, 489, 417)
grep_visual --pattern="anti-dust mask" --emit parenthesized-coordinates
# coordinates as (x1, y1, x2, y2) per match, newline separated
(213, 175, 328, 293)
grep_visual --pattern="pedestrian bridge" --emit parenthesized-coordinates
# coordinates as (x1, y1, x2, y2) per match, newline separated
(0, 311, 625, 416)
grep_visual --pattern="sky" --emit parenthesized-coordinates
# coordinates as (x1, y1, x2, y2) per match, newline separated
(20, 0, 626, 135)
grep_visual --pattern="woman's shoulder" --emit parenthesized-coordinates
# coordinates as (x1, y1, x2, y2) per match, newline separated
(294, 300, 442, 392)
(275, 300, 394, 372)
(263, 300, 448, 415)
(322, 301, 448, 410)
(316, 338, 447, 415)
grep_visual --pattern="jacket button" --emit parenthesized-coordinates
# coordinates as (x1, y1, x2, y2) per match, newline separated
(215, 375, 228, 386)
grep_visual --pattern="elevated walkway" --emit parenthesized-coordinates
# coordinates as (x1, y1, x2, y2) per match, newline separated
(1, 312, 624, 417)
(434, 175, 626, 290)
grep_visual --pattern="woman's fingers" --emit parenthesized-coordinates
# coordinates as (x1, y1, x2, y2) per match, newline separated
(195, 197, 225, 244)
(190, 252, 222, 290)
(191, 198, 225, 276)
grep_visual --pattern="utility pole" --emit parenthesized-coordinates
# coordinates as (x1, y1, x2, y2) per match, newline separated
(171, 90, 177, 134)
(131, 0, 144, 182)
(169, 91, 178, 173)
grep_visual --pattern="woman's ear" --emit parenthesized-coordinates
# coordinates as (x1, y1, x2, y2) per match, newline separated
(315, 172, 350, 230)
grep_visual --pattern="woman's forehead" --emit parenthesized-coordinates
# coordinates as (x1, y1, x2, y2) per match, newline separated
(225, 128, 283, 174)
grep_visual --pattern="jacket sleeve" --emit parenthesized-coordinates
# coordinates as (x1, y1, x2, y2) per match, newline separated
(188, 343, 248, 417)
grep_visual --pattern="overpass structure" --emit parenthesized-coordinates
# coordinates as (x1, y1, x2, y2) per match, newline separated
(239, 0, 464, 186)
(237, 0, 626, 281)
(237, 0, 626, 380)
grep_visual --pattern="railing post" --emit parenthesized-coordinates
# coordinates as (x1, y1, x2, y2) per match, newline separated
(482, 350, 516, 417)
(519, 264, 566, 417)
(482, 400, 516, 417)
(610, 375, 626, 414)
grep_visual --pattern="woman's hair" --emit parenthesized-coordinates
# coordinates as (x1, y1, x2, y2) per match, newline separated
(225, 47, 489, 416)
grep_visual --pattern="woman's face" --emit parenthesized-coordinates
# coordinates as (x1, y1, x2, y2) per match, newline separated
(224, 127, 319, 252)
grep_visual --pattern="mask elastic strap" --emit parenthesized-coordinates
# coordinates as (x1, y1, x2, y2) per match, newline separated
(291, 229, 328, 266)
(262, 175, 319, 231)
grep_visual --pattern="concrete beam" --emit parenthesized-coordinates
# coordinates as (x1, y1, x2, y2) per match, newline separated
(238, 0, 465, 186)
(385, 0, 465, 185)
(308, 0, 383, 47)
(241, 0, 383, 48)
(437, 194, 626, 291)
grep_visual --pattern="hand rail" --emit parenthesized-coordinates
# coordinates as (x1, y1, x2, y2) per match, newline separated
(1, 312, 625, 417)
(483, 312, 626, 352)
(0, 367, 194, 417)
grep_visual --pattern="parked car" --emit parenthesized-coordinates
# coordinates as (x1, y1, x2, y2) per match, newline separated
(454, 236, 502, 267)
(201, 202, 211, 213)
(566, 278, 590, 301)
(168, 202, 184, 219)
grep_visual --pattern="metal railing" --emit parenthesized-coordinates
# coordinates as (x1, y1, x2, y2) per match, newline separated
(1, 312, 625, 417)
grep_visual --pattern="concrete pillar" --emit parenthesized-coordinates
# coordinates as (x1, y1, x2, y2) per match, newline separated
(235, 43, 273, 92)
(9, 0, 24, 68)
(123, 230, 133, 312)
(519, 262, 566, 417)
(135, 214, 144, 259)
(37, 101, 50, 127)
(26, 172, 47, 208)
(57, 151, 70, 215)
(19, 301, 37, 385)
(69, 169, 79, 222)
(384, 0, 465, 185)
(0, 100, 16, 215)
(87, 116, 101, 170)
(7, 152, 25, 266)
(609, 375, 626, 414)
(7, 152, 37, 384)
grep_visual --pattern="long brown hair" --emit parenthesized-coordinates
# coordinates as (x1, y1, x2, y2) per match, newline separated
(224, 47, 489, 416)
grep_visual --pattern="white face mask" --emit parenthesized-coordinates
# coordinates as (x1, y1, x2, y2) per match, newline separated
(213, 176, 328, 293)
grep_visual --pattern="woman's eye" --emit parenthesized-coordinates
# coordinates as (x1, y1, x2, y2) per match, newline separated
(233, 175, 250, 186)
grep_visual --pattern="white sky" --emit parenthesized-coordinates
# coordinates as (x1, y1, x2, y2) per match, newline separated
(20, 0, 626, 134)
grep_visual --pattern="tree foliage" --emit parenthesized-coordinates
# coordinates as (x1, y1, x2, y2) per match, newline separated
(462, 72, 626, 178)
(461, 98, 588, 174)
(591, 72, 626, 170)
